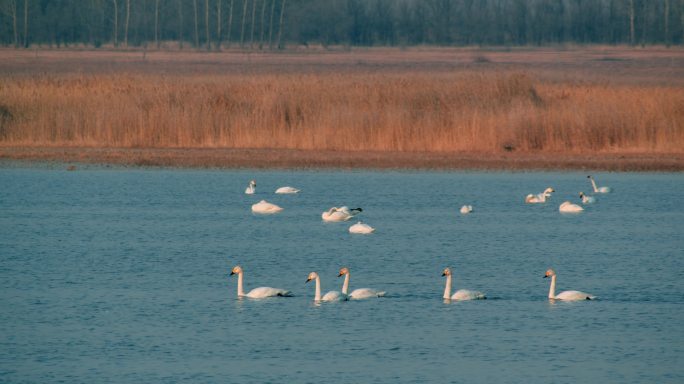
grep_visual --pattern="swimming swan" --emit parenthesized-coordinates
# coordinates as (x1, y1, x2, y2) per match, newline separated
(251, 200, 284, 214)
(579, 192, 596, 204)
(587, 176, 611, 193)
(460, 205, 474, 214)
(230, 266, 292, 298)
(275, 186, 300, 194)
(349, 221, 375, 234)
(544, 269, 596, 301)
(525, 187, 555, 203)
(442, 267, 486, 301)
(245, 180, 256, 194)
(338, 267, 386, 299)
(306, 272, 349, 302)
(559, 201, 584, 213)
(321, 206, 363, 222)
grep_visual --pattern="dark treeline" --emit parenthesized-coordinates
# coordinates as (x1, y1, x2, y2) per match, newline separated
(1, 0, 683, 49)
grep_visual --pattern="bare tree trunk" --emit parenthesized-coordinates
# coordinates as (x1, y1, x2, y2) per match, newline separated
(259, 0, 266, 49)
(227, 0, 234, 47)
(10, 0, 17, 48)
(268, 0, 275, 49)
(178, 0, 184, 49)
(681, 0, 684, 46)
(124, 0, 129, 47)
(250, 0, 256, 48)
(205, 0, 211, 50)
(155, 0, 160, 48)
(240, 0, 248, 48)
(628, 0, 635, 45)
(217, 0, 222, 49)
(113, 0, 118, 47)
(22, 0, 27, 47)
(193, 0, 199, 47)
(276, 0, 286, 49)
(664, 0, 670, 46)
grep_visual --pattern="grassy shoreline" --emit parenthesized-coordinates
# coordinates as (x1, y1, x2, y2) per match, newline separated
(1, 147, 682, 171)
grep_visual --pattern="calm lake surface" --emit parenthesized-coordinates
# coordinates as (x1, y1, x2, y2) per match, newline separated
(1, 165, 682, 383)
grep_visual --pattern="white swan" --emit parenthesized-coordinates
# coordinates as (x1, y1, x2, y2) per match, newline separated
(251, 200, 283, 214)
(587, 175, 611, 193)
(525, 187, 555, 203)
(559, 201, 584, 213)
(321, 206, 362, 222)
(230, 266, 292, 298)
(442, 267, 486, 301)
(349, 221, 375, 234)
(245, 180, 256, 194)
(275, 186, 300, 194)
(460, 205, 473, 214)
(338, 267, 386, 299)
(544, 269, 596, 301)
(579, 192, 596, 204)
(306, 272, 349, 302)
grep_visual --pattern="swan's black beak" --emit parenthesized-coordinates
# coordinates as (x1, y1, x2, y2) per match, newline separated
(305, 278, 312, 283)
(543, 275, 548, 278)
(441, 272, 446, 276)
(338, 273, 344, 277)
(230, 271, 235, 276)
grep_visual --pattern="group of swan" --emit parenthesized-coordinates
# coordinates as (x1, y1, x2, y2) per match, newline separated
(229, 265, 595, 302)
(321, 206, 363, 222)
(245, 180, 301, 195)
(525, 176, 611, 214)
(246, 180, 300, 214)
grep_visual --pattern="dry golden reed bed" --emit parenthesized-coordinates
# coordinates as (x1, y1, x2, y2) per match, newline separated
(0, 47, 683, 169)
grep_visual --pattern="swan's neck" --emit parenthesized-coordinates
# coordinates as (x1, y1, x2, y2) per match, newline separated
(443, 274, 452, 299)
(237, 272, 245, 297)
(342, 273, 350, 295)
(590, 178, 599, 192)
(548, 275, 556, 299)
(314, 276, 321, 301)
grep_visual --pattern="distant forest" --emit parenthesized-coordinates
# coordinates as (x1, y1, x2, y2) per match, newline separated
(1, 0, 683, 49)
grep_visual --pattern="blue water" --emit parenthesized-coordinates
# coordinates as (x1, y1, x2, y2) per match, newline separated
(1, 166, 683, 383)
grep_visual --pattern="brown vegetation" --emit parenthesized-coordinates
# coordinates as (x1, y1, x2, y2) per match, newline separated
(0, 47, 683, 170)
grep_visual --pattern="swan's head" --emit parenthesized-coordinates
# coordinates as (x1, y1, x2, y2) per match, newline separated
(544, 187, 555, 194)
(338, 267, 350, 277)
(230, 265, 243, 275)
(587, 175, 593, 180)
(249, 180, 256, 186)
(306, 271, 319, 283)
(441, 267, 452, 277)
(543, 269, 556, 278)
(579, 192, 585, 198)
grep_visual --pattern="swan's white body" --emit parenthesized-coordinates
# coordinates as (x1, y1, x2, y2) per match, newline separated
(525, 187, 555, 204)
(321, 206, 362, 222)
(544, 269, 595, 301)
(579, 192, 596, 204)
(460, 205, 473, 214)
(230, 266, 292, 298)
(559, 201, 584, 213)
(306, 272, 349, 302)
(245, 180, 256, 194)
(275, 186, 300, 194)
(251, 200, 283, 214)
(349, 221, 375, 234)
(442, 267, 486, 301)
(339, 267, 386, 299)
(588, 176, 611, 193)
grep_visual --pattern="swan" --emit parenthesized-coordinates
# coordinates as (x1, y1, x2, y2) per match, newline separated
(306, 272, 349, 302)
(321, 206, 363, 222)
(442, 267, 486, 301)
(230, 266, 292, 298)
(559, 201, 584, 213)
(349, 221, 375, 234)
(338, 267, 386, 299)
(245, 180, 256, 194)
(251, 200, 283, 214)
(579, 192, 596, 204)
(275, 186, 300, 194)
(587, 175, 611, 193)
(525, 187, 555, 203)
(544, 269, 596, 301)
(460, 205, 473, 214)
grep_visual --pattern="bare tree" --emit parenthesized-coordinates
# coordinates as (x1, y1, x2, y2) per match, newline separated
(629, 0, 635, 45)
(22, 0, 27, 47)
(227, 0, 234, 47)
(259, 0, 266, 49)
(250, 0, 256, 47)
(217, 0, 222, 49)
(205, 0, 210, 49)
(276, 0, 286, 49)
(112, 0, 118, 47)
(178, 0, 184, 48)
(155, 0, 160, 48)
(193, 0, 199, 47)
(268, 0, 275, 49)
(240, 0, 248, 47)
(124, 0, 129, 47)
(664, 0, 670, 47)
